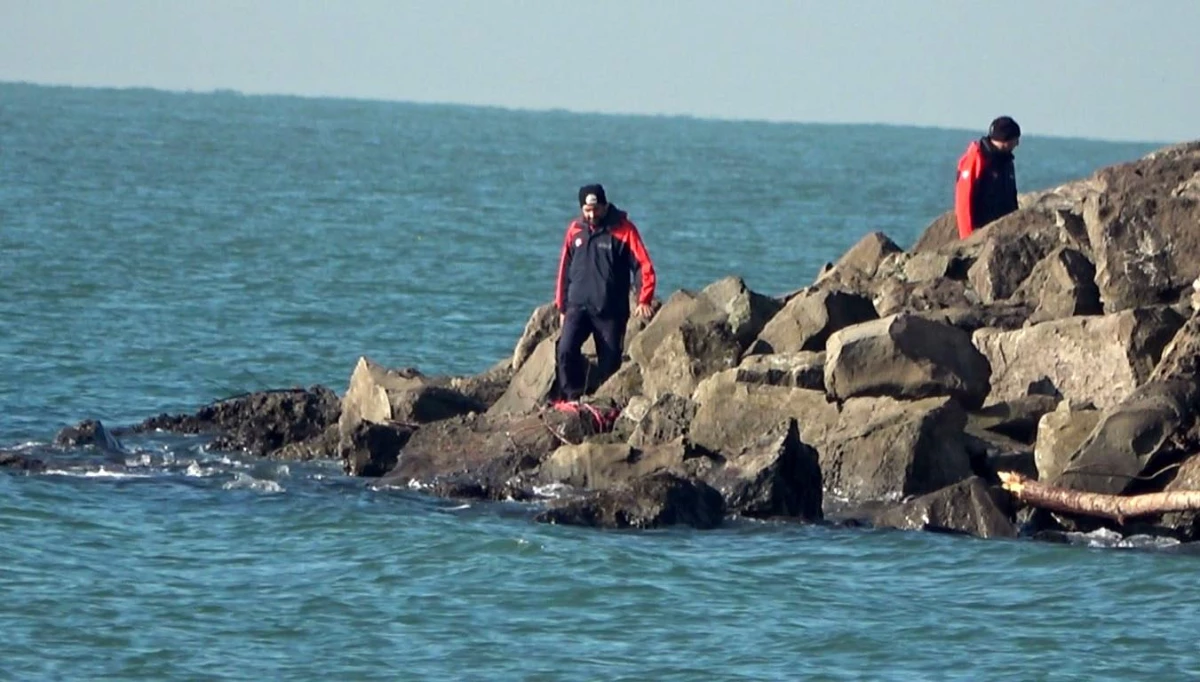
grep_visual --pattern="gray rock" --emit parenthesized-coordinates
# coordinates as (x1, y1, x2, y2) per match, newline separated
(825, 313, 992, 409)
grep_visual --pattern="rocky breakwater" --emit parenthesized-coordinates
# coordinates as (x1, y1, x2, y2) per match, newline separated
(56, 141, 1200, 541)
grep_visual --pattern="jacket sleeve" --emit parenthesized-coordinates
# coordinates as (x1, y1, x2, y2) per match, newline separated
(555, 223, 575, 312)
(954, 144, 982, 239)
(624, 223, 656, 306)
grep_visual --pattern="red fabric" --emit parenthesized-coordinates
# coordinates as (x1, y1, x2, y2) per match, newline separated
(610, 221, 657, 306)
(548, 400, 621, 432)
(954, 141, 984, 239)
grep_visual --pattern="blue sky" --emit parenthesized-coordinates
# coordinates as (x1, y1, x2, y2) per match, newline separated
(3, 0, 1198, 142)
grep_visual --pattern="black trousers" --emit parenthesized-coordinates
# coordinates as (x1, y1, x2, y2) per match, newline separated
(556, 308, 628, 401)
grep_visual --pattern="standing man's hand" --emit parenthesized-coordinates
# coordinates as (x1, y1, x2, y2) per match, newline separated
(559, 312, 565, 327)
(634, 303, 654, 319)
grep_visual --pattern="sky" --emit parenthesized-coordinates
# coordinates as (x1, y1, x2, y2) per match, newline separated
(2, 0, 1198, 143)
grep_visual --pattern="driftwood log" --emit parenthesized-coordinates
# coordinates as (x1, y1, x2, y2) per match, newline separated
(998, 471, 1200, 524)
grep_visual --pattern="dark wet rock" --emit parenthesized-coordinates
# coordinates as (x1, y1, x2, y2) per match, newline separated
(535, 472, 725, 530)
(734, 351, 826, 391)
(750, 289, 877, 355)
(825, 313, 992, 409)
(0, 452, 47, 473)
(820, 396, 972, 503)
(973, 306, 1185, 409)
(271, 423, 341, 461)
(872, 477, 1017, 539)
(340, 422, 414, 477)
(54, 419, 126, 453)
(135, 386, 340, 457)
(373, 408, 603, 493)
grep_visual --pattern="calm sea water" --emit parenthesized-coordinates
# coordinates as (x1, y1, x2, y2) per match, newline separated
(2, 82, 1193, 680)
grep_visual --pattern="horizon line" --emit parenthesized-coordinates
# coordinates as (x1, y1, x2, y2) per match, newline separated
(1, 78, 1176, 147)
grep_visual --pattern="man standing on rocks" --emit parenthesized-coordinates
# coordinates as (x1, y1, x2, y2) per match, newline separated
(554, 184, 657, 402)
(955, 116, 1021, 239)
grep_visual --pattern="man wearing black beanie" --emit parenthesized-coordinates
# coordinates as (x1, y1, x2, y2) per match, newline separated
(954, 116, 1021, 239)
(553, 184, 656, 402)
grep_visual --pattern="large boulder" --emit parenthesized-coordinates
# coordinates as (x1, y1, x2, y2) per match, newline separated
(751, 289, 877, 355)
(1053, 379, 1197, 495)
(1013, 247, 1102, 325)
(537, 438, 701, 491)
(872, 476, 1017, 539)
(340, 357, 483, 431)
(698, 276, 783, 348)
(535, 472, 724, 530)
(623, 393, 697, 449)
(1084, 143, 1200, 313)
(689, 369, 839, 457)
(374, 409, 598, 497)
(967, 233, 1052, 305)
(630, 278, 777, 369)
(824, 314, 992, 409)
(704, 418, 823, 520)
(488, 337, 559, 415)
(820, 396, 973, 503)
(640, 318, 742, 401)
(973, 307, 1185, 409)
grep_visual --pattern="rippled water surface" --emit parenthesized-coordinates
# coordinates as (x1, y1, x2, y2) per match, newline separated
(2, 82, 1192, 680)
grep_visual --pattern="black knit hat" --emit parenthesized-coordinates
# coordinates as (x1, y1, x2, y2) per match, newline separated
(579, 184, 607, 207)
(988, 116, 1021, 142)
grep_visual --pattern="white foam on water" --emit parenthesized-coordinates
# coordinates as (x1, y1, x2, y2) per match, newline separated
(44, 467, 151, 479)
(222, 472, 284, 494)
(125, 453, 154, 467)
(532, 482, 574, 499)
(184, 461, 208, 477)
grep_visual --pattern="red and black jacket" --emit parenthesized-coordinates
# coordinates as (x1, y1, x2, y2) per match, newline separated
(555, 206, 656, 319)
(955, 138, 1018, 239)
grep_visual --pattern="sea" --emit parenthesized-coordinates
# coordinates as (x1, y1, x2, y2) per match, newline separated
(2, 81, 1195, 681)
